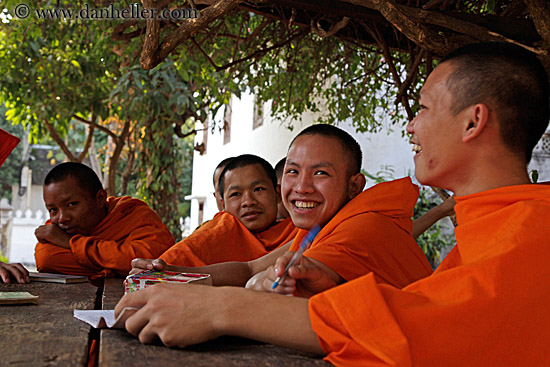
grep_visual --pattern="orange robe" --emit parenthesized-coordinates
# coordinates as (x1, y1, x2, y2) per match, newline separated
(309, 184, 550, 366)
(160, 213, 298, 266)
(0, 128, 20, 167)
(290, 177, 432, 286)
(35, 196, 175, 279)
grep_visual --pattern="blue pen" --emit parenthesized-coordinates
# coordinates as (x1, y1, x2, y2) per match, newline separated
(272, 224, 321, 289)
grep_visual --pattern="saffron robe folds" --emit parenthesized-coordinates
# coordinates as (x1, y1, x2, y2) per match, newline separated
(160, 213, 298, 266)
(35, 196, 175, 279)
(309, 184, 550, 366)
(290, 177, 432, 286)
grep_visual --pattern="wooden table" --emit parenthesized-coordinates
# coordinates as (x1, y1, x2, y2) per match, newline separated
(1, 278, 327, 366)
(0, 280, 98, 366)
(99, 278, 327, 366)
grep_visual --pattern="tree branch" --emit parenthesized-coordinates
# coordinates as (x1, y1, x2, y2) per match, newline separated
(310, 16, 350, 38)
(395, 48, 424, 104)
(73, 114, 118, 140)
(524, 0, 550, 47)
(214, 28, 309, 72)
(77, 124, 95, 162)
(42, 119, 77, 161)
(141, 0, 245, 69)
(362, 22, 414, 120)
(190, 36, 219, 69)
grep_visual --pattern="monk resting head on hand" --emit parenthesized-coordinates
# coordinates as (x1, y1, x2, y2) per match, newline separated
(246, 125, 367, 295)
(34, 162, 107, 249)
(0, 262, 30, 284)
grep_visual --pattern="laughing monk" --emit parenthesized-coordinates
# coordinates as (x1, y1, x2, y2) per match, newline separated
(131, 124, 431, 297)
(34, 162, 174, 279)
(117, 42, 550, 365)
(154, 154, 298, 266)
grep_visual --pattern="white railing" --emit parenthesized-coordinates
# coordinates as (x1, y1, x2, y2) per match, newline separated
(1, 198, 44, 267)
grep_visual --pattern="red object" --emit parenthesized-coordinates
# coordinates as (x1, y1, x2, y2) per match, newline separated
(0, 128, 20, 167)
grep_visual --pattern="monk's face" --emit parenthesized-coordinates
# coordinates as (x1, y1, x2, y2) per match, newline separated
(406, 62, 467, 190)
(43, 175, 107, 236)
(221, 164, 278, 233)
(212, 166, 225, 211)
(283, 135, 360, 229)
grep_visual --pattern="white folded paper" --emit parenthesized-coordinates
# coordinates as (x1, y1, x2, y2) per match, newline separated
(73, 307, 138, 329)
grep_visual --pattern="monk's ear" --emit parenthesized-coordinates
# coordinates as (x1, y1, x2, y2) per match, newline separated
(348, 172, 366, 199)
(275, 184, 282, 204)
(95, 189, 107, 207)
(462, 103, 489, 143)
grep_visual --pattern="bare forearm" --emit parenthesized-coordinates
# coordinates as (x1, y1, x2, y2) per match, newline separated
(215, 287, 324, 354)
(166, 262, 253, 287)
(413, 202, 452, 238)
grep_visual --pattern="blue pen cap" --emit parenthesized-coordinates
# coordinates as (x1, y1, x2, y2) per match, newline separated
(300, 224, 321, 250)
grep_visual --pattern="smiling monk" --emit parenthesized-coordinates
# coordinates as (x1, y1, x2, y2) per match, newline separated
(118, 42, 550, 366)
(153, 154, 298, 267)
(129, 125, 431, 295)
(34, 162, 175, 279)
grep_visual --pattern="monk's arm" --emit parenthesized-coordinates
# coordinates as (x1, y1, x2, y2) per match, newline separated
(70, 220, 174, 275)
(412, 196, 455, 238)
(133, 243, 292, 286)
(115, 283, 324, 354)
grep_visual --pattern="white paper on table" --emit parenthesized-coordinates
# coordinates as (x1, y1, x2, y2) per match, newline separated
(73, 307, 138, 329)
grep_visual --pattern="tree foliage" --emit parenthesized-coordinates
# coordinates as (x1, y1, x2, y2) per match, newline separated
(0, 1, 201, 236)
(2, 0, 549, 236)
(112, 0, 549, 132)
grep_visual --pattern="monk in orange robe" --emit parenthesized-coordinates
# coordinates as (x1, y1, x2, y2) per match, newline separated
(287, 177, 432, 290)
(34, 162, 174, 279)
(160, 212, 297, 266)
(153, 154, 297, 267)
(114, 42, 550, 365)
(131, 126, 430, 294)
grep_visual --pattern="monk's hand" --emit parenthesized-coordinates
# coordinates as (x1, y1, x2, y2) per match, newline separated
(0, 262, 30, 284)
(268, 252, 341, 298)
(130, 258, 170, 275)
(115, 283, 224, 348)
(258, 251, 298, 296)
(34, 224, 71, 248)
(245, 270, 271, 292)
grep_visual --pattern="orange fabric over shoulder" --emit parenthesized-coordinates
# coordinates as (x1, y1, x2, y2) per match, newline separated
(35, 196, 175, 279)
(309, 184, 550, 366)
(290, 177, 432, 287)
(160, 213, 297, 266)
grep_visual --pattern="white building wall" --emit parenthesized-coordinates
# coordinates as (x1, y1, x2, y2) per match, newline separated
(188, 90, 416, 230)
